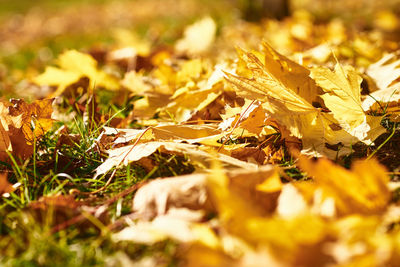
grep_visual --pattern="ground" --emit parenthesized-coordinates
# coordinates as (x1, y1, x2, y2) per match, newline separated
(1, 0, 400, 266)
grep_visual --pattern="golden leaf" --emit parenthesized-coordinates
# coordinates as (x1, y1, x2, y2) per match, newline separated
(207, 161, 332, 265)
(256, 170, 282, 193)
(34, 50, 119, 96)
(298, 156, 390, 216)
(225, 45, 357, 158)
(311, 64, 385, 142)
(239, 105, 266, 135)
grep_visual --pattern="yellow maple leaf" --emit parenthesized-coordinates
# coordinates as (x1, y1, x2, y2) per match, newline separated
(34, 50, 119, 96)
(238, 105, 266, 135)
(225, 44, 357, 158)
(176, 59, 205, 84)
(298, 156, 390, 216)
(262, 42, 322, 104)
(121, 70, 152, 95)
(310, 64, 385, 142)
(164, 85, 222, 122)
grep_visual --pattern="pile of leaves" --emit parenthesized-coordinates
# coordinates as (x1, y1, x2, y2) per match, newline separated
(2, 1, 400, 266)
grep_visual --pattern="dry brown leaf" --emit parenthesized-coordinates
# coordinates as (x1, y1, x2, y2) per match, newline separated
(132, 165, 279, 221)
(230, 147, 266, 165)
(0, 98, 55, 160)
(9, 98, 55, 144)
(94, 141, 257, 178)
(0, 120, 12, 162)
(0, 101, 21, 161)
(0, 173, 15, 196)
(132, 173, 209, 220)
(1, 99, 55, 160)
(28, 195, 83, 225)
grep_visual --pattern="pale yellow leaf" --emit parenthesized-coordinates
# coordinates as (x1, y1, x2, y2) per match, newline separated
(34, 50, 119, 96)
(262, 42, 322, 104)
(363, 53, 400, 112)
(121, 71, 152, 95)
(175, 17, 216, 55)
(311, 64, 385, 142)
(94, 141, 257, 177)
(132, 173, 208, 219)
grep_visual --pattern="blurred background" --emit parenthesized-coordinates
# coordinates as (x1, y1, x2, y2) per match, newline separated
(1, 0, 400, 94)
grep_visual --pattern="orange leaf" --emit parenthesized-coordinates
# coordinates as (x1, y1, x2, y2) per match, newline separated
(0, 173, 14, 196)
(9, 98, 55, 144)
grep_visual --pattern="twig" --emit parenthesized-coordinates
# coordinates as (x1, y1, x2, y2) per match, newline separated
(87, 126, 154, 195)
(217, 100, 256, 152)
(51, 182, 143, 234)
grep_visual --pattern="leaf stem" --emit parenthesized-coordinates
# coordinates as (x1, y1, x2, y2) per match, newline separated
(367, 126, 396, 160)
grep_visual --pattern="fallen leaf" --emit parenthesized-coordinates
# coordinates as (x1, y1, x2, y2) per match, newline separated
(9, 98, 55, 144)
(0, 99, 55, 161)
(0, 173, 15, 196)
(238, 104, 267, 135)
(175, 17, 216, 56)
(261, 42, 322, 104)
(94, 141, 257, 178)
(225, 44, 358, 158)
(230, 147, 266, 165)
(311, 64, 385, 142)
(132, 173, 209, 220)
(121, 70, 152, 95)
(362, 53, 400, 120)
(0, 115, 12, 162)
(113, 214, 219, 249)
(207, 161, 333, 265)
(34, 50, 119, 96)
(256, 170, 283, 193)
(99, 123, 222, 145)
(297, 156, 390, 216)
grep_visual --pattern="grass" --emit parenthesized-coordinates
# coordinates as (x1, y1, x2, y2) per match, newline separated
(0, 96, 193, 266)
(0, 0, 122, 15)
